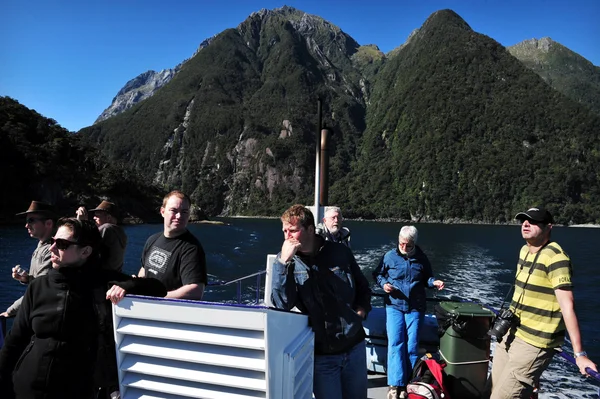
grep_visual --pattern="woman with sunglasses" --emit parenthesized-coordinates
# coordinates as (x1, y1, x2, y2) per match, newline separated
(372, 225, 445, 399)
(0, 218, 167, 399)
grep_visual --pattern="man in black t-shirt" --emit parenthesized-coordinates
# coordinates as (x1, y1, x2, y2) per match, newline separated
(138, 190, 207, 299)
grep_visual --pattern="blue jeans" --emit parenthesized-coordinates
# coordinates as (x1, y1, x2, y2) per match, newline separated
(386, 306, 424, 387)
(313, 340, 367, 399)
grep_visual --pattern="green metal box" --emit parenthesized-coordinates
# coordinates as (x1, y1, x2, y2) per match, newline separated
(435, 301, 495, 399)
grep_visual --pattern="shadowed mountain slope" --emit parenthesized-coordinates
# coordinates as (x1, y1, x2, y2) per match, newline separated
(0, 97, 165, 222)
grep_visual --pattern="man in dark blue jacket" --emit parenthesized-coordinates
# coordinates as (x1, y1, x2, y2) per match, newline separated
(271, 204, 371, 399)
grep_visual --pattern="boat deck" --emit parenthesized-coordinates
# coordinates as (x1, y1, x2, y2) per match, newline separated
(368, 373, 389, 399)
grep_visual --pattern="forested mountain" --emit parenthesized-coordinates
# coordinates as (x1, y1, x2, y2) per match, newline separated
(7, 7, 600, 224)
(80, 6, 368, 216)
(509, 37, 600, 116)
(344, 10, 600, 224)
(0, 97, 164, 223)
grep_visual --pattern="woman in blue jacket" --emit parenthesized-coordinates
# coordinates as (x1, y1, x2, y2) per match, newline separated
(373, 226, 445, 399)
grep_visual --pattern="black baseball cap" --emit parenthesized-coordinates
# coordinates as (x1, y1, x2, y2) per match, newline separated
(515, 206, 553, 224)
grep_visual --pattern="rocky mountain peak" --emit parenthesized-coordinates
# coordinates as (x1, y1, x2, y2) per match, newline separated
(94, 36, 214, 125)
(94, 68, 179, 124)
(237, 6, 358, 58)
(511, 37, 554, 53)
(508, 37, 600, 115)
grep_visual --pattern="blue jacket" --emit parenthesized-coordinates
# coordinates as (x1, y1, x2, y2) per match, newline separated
(271, 239, 372, 355)
(372, 246, 435, 312)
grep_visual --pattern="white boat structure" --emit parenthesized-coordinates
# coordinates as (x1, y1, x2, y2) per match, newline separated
(112, 256, 317, 399)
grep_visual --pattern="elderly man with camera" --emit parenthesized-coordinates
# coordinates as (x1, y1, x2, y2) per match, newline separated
(489, 207, 597, 399)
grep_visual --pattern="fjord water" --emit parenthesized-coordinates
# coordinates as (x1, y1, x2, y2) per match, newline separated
(1, 219, 599, 397)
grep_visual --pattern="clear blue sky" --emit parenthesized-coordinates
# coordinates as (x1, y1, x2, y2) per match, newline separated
(1, 0, 598, 132)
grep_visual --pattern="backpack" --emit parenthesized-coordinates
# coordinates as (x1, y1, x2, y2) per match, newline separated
(406, 357, 451, 399)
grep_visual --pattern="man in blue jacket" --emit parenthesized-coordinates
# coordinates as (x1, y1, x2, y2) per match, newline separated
(271, 204, 372, 399)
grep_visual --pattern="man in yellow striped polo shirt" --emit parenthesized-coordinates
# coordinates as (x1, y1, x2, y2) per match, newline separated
(490, 206, 597, 399)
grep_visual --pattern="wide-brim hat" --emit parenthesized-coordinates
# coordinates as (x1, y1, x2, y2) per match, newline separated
(515, 206, 553, 224)
(89, 200, 119, 218)
(16, 201, 57, 218)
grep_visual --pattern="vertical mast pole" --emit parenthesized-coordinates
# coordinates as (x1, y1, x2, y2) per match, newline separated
(314, 99, 322, 220)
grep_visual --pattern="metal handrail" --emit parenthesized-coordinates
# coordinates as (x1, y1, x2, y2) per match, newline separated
(208, 270, 267, 304)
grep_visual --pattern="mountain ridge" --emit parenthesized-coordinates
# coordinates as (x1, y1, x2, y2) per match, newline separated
(6, 7, 600, 224)
(508, 37, 600, 115)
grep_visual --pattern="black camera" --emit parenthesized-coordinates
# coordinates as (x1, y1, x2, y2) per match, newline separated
(488, 308, 517, 342)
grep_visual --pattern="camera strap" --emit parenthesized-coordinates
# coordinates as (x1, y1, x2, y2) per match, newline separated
(499, 242, 549, 313)
(512, 242, 550, 312)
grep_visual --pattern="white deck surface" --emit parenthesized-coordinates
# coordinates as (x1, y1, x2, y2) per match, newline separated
(367, 373, 389, 399)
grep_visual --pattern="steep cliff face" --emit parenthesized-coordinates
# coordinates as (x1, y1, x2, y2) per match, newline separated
(94, 69, 179, 123)
(81, 6, 368, 216)
(508, 37, 600, 115)
(94, 37, 215, 124)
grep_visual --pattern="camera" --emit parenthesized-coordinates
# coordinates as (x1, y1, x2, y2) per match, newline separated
(488, 308, 517, 342)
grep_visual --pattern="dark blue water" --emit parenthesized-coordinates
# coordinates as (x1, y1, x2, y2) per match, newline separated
(1, 219, 598, 397)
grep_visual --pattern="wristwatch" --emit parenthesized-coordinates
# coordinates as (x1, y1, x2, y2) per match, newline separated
(574, 351, 588, 358)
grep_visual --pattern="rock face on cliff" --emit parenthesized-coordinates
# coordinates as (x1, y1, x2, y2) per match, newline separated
(95, 69, 179, 123)
(508, 37, 600, 115)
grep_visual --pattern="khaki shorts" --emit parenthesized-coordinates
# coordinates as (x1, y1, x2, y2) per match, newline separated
(490, 333, 555, 399)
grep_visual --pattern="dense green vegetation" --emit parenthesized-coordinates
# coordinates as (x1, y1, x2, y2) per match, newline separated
(0, 97, 164, 223)
(509, 38, 600, 116)
(339, 10, 600, 224)
(6, 8, 600, 224)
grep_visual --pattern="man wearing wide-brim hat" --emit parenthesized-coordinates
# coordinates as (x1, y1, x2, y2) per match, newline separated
(1, 201, 57, 317)
(76, 200, 128, 272)
(489, 206, 598, 398)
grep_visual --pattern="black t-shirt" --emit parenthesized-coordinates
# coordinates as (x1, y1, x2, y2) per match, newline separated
(141, 230, 207, 292)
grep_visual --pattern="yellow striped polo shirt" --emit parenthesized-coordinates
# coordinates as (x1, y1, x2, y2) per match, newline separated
(510, 242, 573, 348)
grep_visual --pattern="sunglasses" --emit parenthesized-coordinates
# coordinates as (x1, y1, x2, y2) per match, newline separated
(521, 219, 546, 226)
(26, 217, 48, 224)
(50, 237, 80, 251)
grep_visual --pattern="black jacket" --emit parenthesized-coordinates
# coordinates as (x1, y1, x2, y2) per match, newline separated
(0, 264, 166, 399)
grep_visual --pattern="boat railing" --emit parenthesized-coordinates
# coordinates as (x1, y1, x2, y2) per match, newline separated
(207, 269, 267, 304)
